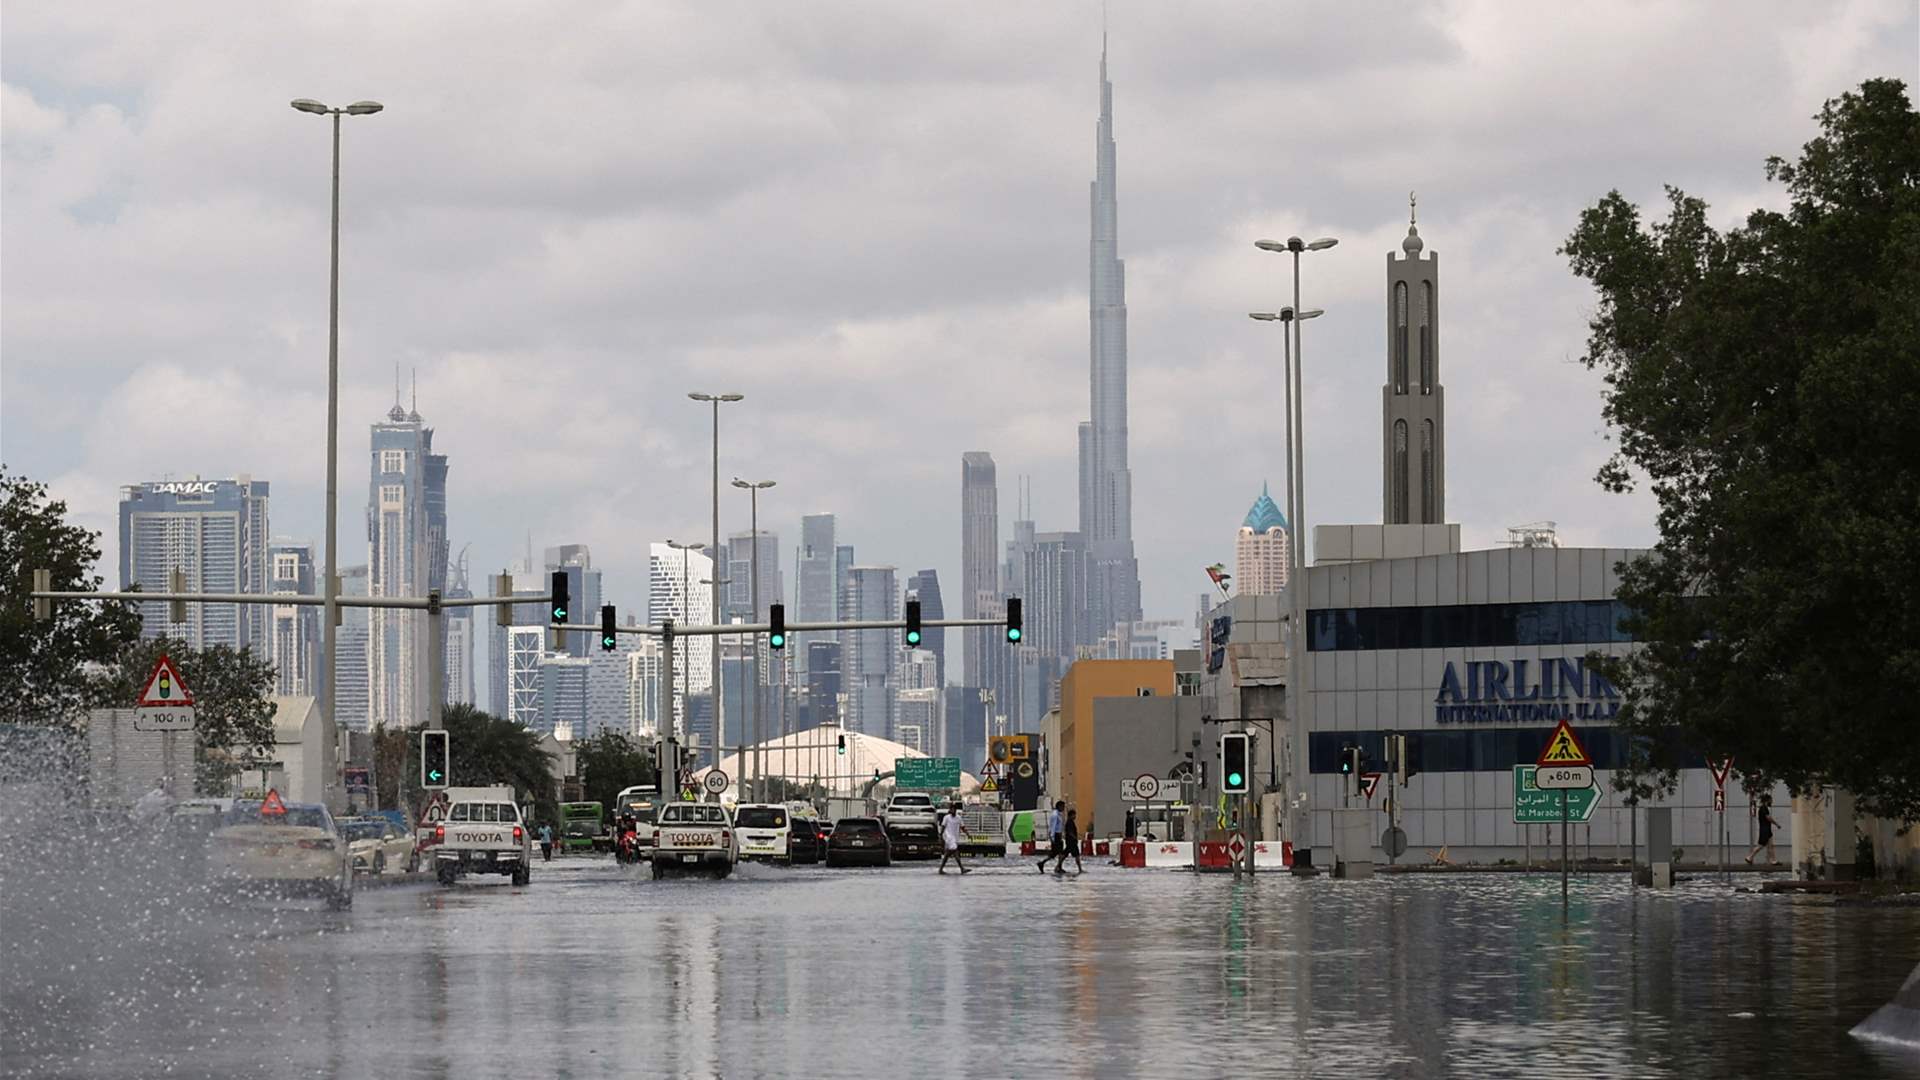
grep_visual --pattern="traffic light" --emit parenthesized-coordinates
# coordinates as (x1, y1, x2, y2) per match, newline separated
(600, 605, 617, 651)
(836, 733, 847, 755)
(496, 573, 513, 627)
(1339, 744, 1358, 775)
(1005, 598, 1022, 642)
(550, 571, 569, 624)
(905, 599, 922, 647)
(421, 729, 450, 789)
(32, 569, 51, 622)
(1403, 733, 1422, 783)
(1220, 732, 1251, 794)
(769, 603, 786, 649)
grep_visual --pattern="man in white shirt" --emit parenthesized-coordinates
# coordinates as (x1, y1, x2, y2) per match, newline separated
(1037, 800, 1066, 872)
(938, 801, 971, 874)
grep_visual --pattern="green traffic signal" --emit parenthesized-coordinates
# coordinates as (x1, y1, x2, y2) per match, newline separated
(769, 603, 787, 650)
(1007, 628, 1021, 642)
(770, 631, 785, 648)
(906, 630, 921, 645)
(1227, 771, 1244, 788)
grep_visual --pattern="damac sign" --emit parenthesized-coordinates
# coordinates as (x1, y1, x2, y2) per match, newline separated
(1434, 658, 1620, 725)
(148, 482, 222, 494)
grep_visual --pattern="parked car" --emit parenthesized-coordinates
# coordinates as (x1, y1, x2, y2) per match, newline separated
(787, 818, 825, 865)
(208, 800, 353, 909)
(825, 818, 891, 868)
(338, 816, 419, 876)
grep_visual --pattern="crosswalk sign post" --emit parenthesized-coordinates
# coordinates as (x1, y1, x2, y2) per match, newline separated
(1535, 720, 1591, 907)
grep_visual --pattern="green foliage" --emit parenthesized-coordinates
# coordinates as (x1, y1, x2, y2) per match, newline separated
(574, 731, 658, 817)
(88, 635, 278, 794)
(0, 468, 142, 727)
(1563, 79, 1920, 819)
(395, 704, 556, 822)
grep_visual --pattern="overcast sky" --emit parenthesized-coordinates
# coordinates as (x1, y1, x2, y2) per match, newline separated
(4, 2, 1915, 653)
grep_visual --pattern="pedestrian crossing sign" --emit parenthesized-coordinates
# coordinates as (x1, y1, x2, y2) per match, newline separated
(1535, 719, 1592, 768)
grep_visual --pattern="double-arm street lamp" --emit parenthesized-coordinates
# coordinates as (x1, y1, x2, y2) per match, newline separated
(689, 393, 744, 779)
(290, 97, 383, 737)
(1252, 234, 1336, 861)
(732, 478, 776, 802)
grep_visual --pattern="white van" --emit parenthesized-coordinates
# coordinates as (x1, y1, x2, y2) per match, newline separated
(732, 803, 793, 863)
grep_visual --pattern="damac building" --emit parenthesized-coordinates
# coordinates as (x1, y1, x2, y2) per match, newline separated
(119, 477, 270, 651)
(367, 398, 448, 729)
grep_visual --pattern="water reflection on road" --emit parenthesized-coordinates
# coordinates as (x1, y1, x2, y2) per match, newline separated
(6, 859, 1918, 1078)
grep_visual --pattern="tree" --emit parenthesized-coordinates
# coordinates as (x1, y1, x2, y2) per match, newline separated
(0, 468, 141, 726)
(397, 704, 556, 822)
(575, 731, 658, 815)
(1562, 79, 1920, 819)
(89, 636, 278, 794)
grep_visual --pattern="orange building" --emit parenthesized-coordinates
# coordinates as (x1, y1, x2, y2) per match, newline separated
(1057, 659, 1174, 824)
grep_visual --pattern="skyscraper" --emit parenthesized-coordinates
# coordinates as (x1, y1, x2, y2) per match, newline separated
(118, 477, 271, 651)
(904, 568, 946, 688)
(443, 546, 476, 707)
(649, 543, 715, 736)
(489, 558, 549, 729)
(335, 564, 371, 730)
(796, 513, 837, 678)
(725, 530, 783, 622)
(960, 452, 999, 692)
(841, 565, 897, 736)
(1080, 40, 1143, 642)
(1235, 483, 1291, 595)
(267, 540, 318, 696)
(367, 394, 448, 729)
(1384, 202, 1447, 524)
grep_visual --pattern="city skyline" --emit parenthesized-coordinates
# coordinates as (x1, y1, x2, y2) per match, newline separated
(7, 6, 1911, 660)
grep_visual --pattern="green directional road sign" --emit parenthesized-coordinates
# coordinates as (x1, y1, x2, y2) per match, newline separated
(894, 757, 961, 790)
(1513, 765, 1599, 823)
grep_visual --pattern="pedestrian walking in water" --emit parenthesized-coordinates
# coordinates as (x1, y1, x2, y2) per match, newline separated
(539, 822, 554, 862)
(1745, 797, 1779, 866)
(1037, 800, 1066, 872)
(938, 801, 972, 874)
(1062, 809, 1085, 873)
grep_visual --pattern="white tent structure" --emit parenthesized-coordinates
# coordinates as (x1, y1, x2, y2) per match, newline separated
(693, 726, 979, 801)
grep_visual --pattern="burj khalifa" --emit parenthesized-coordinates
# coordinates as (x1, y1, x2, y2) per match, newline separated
(1080, 39, 1143, 637)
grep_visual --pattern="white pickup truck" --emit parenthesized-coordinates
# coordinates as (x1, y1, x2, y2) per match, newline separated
(650, 802, 737, 880)
(433, 788, 532, 886)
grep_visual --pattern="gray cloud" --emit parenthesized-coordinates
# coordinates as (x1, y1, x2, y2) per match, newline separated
(3, 0, 1914, 660)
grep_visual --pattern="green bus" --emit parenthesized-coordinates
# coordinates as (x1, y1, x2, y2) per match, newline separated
(559, 801, 605, 854)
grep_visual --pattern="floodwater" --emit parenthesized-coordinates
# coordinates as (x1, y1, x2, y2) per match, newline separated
(5, 851, 1918, 1079)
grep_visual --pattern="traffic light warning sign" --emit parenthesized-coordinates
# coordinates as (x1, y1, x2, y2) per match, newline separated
(1535, 720, 1592, 768)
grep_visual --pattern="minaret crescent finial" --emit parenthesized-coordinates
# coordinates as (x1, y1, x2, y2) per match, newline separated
(1409, 190, 1417, 225)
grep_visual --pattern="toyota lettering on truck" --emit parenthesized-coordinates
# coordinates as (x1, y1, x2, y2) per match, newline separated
(433, 788, 533, 887)
(650, 802, 737, 880)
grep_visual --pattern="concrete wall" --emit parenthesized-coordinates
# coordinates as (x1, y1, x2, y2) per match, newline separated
(1088, 695, 1212, 840)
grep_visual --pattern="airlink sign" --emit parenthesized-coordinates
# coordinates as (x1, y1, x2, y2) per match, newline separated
(1433, 658, 1620, 725)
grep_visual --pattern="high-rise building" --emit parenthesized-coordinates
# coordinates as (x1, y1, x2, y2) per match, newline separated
(118, 477, 271, 651)
(892, 647, 942, 750)
(626, 638, 665, 739)
(724, 530, 782, 623)
(367, 395, 448, 729)
(538, 655, 590, 738)
(335, 564, 371, 731)
(544, 545, 602, 660)
(960, 452, 1000, 693)
(944, 686, 987, 772)
(1016, 530, 1089, 713)
(1384, 203, 1447, 524)
(649, 543, 715, 736)
(796, 514, 837, 678)
(904, 569, 947, 688)
(489, 560, 549, 729)
(584, 647, 632, 739)
(443, 547, 476, 707)
(267, 540, 318, 696)
(802, 640, 842, 732)
(841, 565, 897, 736)
(834, 544, 855, 619)
(1235, 483, 1291, 595)
(1080, 41, 1143, 639)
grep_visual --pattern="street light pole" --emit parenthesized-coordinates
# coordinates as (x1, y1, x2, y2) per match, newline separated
(733, 478, 776, 802)
(291, 97, 382, 751)
(689, 394, 742, 788)
(1253, 233, 1334, 861)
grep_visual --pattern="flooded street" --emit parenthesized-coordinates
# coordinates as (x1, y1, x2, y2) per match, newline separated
(5, 856, 1918, 1078)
